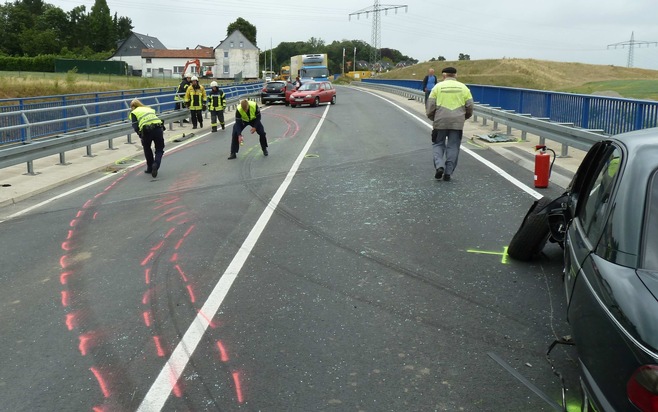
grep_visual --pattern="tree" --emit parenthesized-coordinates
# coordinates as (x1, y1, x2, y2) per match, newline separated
(89, 0, 114, 52)
(438, 56, 446, 61)
(114, 13, 133, 42)
(458, 53, 471, 61)
(227, 17, 256, 46)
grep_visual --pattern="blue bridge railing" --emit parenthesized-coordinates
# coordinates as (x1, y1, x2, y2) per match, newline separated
(363, 79, 658, 135)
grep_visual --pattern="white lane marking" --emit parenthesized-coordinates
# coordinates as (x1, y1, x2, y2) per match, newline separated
(137, 104, 332, 411)
(358, 88, 543, 199)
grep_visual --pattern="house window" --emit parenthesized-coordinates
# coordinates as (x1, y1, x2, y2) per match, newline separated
(239, 41, 243, 48)
(230, 42, 234, 48)
(146, 68, 152, 73)
(146, 58, 152, 63)
(174, 66, 184, 74)
(223, 65, 229, 74)
(224, 51, 228, 58)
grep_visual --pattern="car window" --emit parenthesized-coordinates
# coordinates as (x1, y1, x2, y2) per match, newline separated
(643, 171, 658, 270)
(578, 146, 621, 244)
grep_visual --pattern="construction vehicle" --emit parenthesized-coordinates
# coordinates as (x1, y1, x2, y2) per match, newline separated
(182, 59, 214, 78)
(290, 54, 329, 82)
(280, 65, 291, 81)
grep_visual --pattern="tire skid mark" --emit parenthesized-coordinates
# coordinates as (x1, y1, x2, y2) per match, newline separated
(57, 167, 244, 410)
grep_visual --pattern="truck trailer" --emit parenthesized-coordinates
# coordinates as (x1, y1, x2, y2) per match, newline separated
(290, 54, 330, 82)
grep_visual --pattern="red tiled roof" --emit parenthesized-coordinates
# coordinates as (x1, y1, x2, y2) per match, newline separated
(141, 48, 214, 59)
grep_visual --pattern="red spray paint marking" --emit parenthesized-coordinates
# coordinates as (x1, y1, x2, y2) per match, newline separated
(66, 230, 74, 240)
(169, 253, 178, 263)
(174, 265, 188, 282)
(216, 341, 229, 362)
(154, 197, 180, 209)
(141, 251, 155, 266)
(69, 218, 79, 228)
(76, 210, 85, 218)
(61, 290, 70, 307)
(183, 225, 195, 238)
(92, 406, 107, 412)
(142, 311, 152, 327)
(60, 271, 73, 285)
(153, 336, 165, 357)
(83, 200, 94, 209)
(79, 333, 93, 356)
(198, 310, 217, 329)
(59, 255, 69, 270)
(170, 369, 183, 398)
(90, 367, 111, 398)
(61, 241, 73, 252)
(144, 268, 151, 284)
(152, 206, 185, 222)
(186, 285, 196, 303)
(166, 212, 188, 222)
(174, 237, 185, 251)
(93, 212, 99, 219)
(232, 371, 244, 403)
(150, 240, 165, 252)
(142, 288, 153, 305)
(65, 312, 77, 330)
(164, 227, 177, 239)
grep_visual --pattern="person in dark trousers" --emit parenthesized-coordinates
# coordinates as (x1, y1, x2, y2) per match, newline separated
(426, 67, 474, 182)
(228, 99, 268, 159)
(421, 68, 438, 105)
(130, 99, 165, 178)
(207, 81, 227, 132)
(175, 73, 191, 124)
(184, 75, 207, 129)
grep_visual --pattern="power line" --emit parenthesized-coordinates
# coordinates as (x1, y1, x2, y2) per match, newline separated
(349, 1, 407, 69)
(607, 31, 657, 68)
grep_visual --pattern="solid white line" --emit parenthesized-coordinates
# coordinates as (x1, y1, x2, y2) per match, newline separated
(359, 89, 543, 199)
(137, 104, 332, 411)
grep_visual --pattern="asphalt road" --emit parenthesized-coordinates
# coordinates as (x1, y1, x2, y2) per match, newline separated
(0, 87, 581, 411)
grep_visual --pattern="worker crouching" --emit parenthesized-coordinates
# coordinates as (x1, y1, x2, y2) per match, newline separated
(130, 99, 165, 178)
(228, 99, 268, 159)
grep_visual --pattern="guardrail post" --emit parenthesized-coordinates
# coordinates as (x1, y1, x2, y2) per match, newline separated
(126, 132, 133, 144)
(58, 152, 69, 165)
(107, 137, 115, 150)
(26, 160, 35, 175)
(560, 142, 570, 157)
(85, 144, 94, 158)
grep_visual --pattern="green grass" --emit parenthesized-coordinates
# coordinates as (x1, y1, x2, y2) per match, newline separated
(559, 80, 658, 101)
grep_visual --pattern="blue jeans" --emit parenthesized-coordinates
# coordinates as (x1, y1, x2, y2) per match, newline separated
(432, 129, 463, 175)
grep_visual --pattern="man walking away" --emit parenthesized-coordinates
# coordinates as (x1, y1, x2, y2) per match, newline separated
(426, 67, 473, 181)
(228, 99, 268, 159)
(130, 99, 165, 178)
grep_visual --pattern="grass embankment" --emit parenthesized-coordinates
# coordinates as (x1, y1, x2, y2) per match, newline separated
(378, 58, 658, 101)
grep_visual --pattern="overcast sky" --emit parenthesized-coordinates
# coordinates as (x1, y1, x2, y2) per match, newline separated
(48, 0, 658, 70)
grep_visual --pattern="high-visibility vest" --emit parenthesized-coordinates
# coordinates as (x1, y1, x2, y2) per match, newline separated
(131, 106, 161, 132)
(184, 85, 206, 109)
(208, 90, 226, 110)
(237, 101, 258, 121)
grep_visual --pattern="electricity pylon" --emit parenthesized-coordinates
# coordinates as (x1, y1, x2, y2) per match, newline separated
(607, 32, 657, 68)
(349, 1, 408, 69)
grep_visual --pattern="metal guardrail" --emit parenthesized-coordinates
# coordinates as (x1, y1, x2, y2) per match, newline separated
(0, 87, 262, 174)
(355, 82, 606, 156)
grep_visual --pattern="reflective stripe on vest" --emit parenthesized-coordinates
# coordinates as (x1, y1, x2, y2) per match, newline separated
(131, 106, 160, 131)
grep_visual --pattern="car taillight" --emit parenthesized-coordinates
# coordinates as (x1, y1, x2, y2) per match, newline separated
(628, 365, 658, 411)
(262, 87, 267, 92)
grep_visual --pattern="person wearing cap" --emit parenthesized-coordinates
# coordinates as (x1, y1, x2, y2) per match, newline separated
(130, 99, 165, 178)
(207, 81, 227, 132)
(426, 66, 473, 181)
(184, 75, 207, 129)
(228, 99, 268, 159)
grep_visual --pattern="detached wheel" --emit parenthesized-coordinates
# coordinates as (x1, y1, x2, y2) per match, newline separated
(330, 95, 336, 105)
(508, 196, 553, 261)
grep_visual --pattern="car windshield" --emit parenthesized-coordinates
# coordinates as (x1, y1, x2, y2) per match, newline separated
(299, 83, 320, 91)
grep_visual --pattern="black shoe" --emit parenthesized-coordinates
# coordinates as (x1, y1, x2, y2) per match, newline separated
(221, 125, 225, 130)
(263, 148, 268, 156)
(144, 169, 152, 174)
(192, 126, 197, 130)
(434, 167, 444, 180)
(151, 163, 159, 178)
(199, 122, 203, 128)
(211, 127, 217, 132)
(228, 153, 237, 160)
(443, 174, 451, 181)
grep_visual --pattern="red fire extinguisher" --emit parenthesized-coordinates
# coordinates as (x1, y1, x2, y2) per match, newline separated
(534, 145, 556, 188)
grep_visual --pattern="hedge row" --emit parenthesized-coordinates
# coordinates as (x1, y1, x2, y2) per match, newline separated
(0, 56, 57, 72)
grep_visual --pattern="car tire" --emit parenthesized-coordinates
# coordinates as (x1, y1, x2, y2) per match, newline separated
(313, 97, 320, 107)
(285, 100, 290, 106)
(291, 104, 296, 108)
(507, 196, 553, 261)
(331, 95, 336, 105)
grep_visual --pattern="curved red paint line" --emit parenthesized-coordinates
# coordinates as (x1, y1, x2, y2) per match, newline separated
(90, 367, 111, 398)
(61, 241, 73, 252)
(164, 227, 177, 239)
(142, 311, 152, 327)
(153, 336, 165, 357)
(166, 212, 188, 222)
(186, 285, 196, 303)
(79, 334, 92, 356)
(65, 312, 77, 330)
(60, 271, 73, 285)
(61, 290, 70, 307)
(59, 255, 69, 269)
(140, 251, 155, 266)
(174, 265, 188, 282)
(232, 371, 244, 403)
(144, 268, 151, 284)
(216, 341, 229, 362)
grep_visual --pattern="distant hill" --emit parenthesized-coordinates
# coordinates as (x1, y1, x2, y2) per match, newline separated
(377, 59, 658, 100)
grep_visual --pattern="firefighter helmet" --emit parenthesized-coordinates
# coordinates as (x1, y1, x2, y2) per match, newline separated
(210, 81, 218, 87)
(191, 75, 198, 81)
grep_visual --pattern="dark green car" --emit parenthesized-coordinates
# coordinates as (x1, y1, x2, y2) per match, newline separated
(508, 128, 658, 411)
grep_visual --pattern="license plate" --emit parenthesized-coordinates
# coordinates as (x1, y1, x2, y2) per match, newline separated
(295, 98, 303, 102)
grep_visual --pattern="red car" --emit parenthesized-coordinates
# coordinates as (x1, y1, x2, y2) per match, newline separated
(289, 81, 336, 107)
